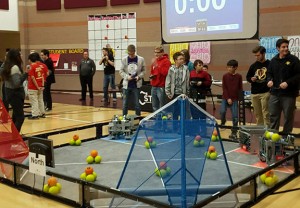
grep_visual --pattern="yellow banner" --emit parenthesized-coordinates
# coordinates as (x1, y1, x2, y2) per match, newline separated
(169, 43, 189, 64)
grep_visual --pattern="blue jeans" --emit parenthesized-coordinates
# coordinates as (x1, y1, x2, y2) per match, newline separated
(103, 74, 116, 99)
(151, 87, 165, 112)
(220, 99, 238, 133)
(122, 88, 140, 116)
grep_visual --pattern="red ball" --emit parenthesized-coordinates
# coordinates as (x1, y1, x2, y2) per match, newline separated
(147, 137, 153, 143)
(195, 135, 201, 141)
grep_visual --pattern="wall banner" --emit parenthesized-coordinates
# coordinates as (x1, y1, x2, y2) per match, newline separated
(259, 36, 282, 60)
(189, 42, 211, 64)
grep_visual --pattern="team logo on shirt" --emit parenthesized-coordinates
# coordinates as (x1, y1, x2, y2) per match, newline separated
(255, 67, 267, 82)
(286, 61, 290, 65)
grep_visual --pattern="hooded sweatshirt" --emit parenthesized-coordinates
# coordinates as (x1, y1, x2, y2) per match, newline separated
(267, 53, 300, 97)
(150, 54, 171, 87)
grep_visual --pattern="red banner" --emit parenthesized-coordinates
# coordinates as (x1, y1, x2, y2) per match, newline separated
(0, 0, 9, 10)
(36, 0, 61, 10)
(110, 0, 139, 6)
(144, 0, 160, 3)
(64, 0, 106, 9)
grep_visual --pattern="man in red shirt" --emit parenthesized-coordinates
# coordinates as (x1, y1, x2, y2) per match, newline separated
(27, 53, 48, 119)
(150, 46, 171, 111)
(189, 59, 211, 110)
(220, 60, 243, 139)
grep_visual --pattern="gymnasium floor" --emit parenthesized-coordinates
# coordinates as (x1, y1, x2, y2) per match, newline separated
(1, 92, 300, 207)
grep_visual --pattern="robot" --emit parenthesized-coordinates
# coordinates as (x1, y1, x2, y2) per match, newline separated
(259, 134, 295, 165)
(108, 115, 137, 140)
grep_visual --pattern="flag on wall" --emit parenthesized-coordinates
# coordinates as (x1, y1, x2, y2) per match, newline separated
(169, 43, 189, 64)
(259, 36, 282, 60)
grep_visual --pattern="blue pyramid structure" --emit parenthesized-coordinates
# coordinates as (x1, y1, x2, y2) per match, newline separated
(113, 95, 234, 207)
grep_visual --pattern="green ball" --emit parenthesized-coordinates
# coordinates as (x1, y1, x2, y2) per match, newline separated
(56, 183, 62, 192)
(211, 135, 217, 142)
(154, 167, 160, 176)
(260, 174, 266, 183)
(80, 172, 87, 180)
(86, 156, 94, 164)
(92, 172, 97, 180)
(271, 133, 281, 142)
(144, 141, 150, 149)
(43, 184, 49, 192)
(75, 139, 82, 146)
(265, 177, 275, 187)
(162, 116, 167, 120)
(193, 140, 200, 147)
(158, 169, 167, 178)
(49, 186, 60, 195)
(265, 131, 273, 140)
(150, 141, 157, 148)
(69, 139, 75, 145)
(199, 140, 205, 146)
(210, 152, 217, 160)
(94, 155, 102, 163)
(166, 167, 171, 175)
(86, 174, 95, 182)
(204, 151, 210, 159)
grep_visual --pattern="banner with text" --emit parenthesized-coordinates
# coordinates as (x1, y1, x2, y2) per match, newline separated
(189, 42, 211, 64)
(49, 48, 87, 74)
(259, 36, 282, 60)
(169, 43, 189, 64)
(287, 36, 300, 59)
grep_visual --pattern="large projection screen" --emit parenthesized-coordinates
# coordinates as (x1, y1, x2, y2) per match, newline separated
(161, 0, 258, 43)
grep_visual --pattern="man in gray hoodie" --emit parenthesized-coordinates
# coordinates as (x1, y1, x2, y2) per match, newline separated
(119, 45, 145, 116)
(78, 51, 96, 101)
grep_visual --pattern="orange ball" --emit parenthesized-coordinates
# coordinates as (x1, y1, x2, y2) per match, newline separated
(47, 176, 57, 187)
(212, 130, 218, 136)
(73, 134, 79, 141)
(90, 150, 98, 158)
(208, 145, 216, 153)
(265, 170, 274, 177)
(85, 166, 94, 175)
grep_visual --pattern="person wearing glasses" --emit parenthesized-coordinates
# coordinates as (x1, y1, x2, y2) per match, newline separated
(150, 46, 171, 112)
(246, 46, 270, 127)
(119, 44, 145, 117)
(267, 38, 300, 136)
(220, 60, 243, 139)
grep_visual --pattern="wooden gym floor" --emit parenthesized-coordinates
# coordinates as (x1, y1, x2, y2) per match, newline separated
(1, 92, 300, 208)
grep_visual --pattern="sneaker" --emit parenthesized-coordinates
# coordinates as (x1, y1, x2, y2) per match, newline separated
(39, 114, 46, 118)
(79, 98, 86, 101)
(28, 116, 39, 120)
(113, 98, 117, 102)
(45, 108, 52, 111)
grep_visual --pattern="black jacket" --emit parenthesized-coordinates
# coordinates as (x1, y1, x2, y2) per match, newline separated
(44, 58, 55, 84)
(247, 60, 270, 94)
(267, 53, 300, 97)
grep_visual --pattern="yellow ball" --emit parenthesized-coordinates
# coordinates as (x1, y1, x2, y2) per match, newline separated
(260, 174, 266, 183)
(265, 177, 275, 187)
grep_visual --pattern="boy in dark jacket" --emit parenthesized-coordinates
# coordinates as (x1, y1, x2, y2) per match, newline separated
(267, 38, 300, 135)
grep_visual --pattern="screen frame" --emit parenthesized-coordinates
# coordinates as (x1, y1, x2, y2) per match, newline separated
(160, 0, 259, 43)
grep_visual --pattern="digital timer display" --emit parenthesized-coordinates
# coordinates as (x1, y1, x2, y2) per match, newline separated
(161, 0, 258, 43)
